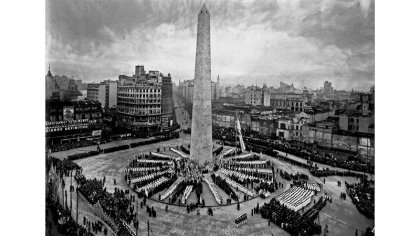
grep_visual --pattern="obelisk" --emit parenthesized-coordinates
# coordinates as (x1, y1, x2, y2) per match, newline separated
(190, 4, 212, 166)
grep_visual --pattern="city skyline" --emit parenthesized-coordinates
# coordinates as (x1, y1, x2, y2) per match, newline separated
(46, 0, 374, 91)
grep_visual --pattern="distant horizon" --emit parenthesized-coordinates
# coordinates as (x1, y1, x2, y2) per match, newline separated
(46, 0, 374, 91)
(48, 67, 371, 93)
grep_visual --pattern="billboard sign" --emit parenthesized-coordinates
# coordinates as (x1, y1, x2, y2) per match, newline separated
(92, 130, 102, 137)
(63, 106, 74, 121)
(162, 116, 168, 128)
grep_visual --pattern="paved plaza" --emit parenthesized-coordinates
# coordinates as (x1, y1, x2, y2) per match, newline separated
(53, 133, 374, 235)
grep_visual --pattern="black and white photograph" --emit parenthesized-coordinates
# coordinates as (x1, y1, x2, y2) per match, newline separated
(9, 0, 420, 235)
(43, 0, 376, 235)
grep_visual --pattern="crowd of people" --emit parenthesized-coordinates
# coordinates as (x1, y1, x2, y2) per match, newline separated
(48, 140, 97, 153)
(346, 179, 375, 219)
(213, 127, 237, 142)
(186, 202, 201, 214)
(213, 129, 374, 174)
(76, 176, 138, 235)
(279, 169, 309, 181)
(46, 193, 94, 236)
(259, 197, 326, 236)
(211, 174, 239, 202)
(260, 138, 374, 174)
(82, 217, 107, 235)
(234, 213, 248, 227)
(310, 168, 368, 179)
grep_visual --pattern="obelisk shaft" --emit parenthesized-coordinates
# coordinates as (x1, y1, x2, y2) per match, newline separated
(190, 5, 212, 166)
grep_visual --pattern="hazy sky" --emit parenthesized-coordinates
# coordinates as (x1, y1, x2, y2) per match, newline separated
(46, 0, 374, 91)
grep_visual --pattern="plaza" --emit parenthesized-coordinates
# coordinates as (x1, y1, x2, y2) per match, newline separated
(52, 132, 374, 235)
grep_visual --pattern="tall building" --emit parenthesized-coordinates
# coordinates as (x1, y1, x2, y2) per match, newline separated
(117, 82, 162, 133)
(190, 4, 213, 166)
(161, 74, 175, 130)
(87, 83, 99, 101)
(116, 66, 175, 134)
(179, 78, 219, 103)
(135, 65, 145, 77)
(62, 79, 82, 101)
(45, 66, 59, 99)
(244, 84, 270, 106)
(87, 80, 118, 108)
(211, 75, 220, 101)
(324, 81, 333, 96)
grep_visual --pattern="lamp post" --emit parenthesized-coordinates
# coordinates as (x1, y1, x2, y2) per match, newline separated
(70, 170, 73, 213)
(76, 183, 79, 225)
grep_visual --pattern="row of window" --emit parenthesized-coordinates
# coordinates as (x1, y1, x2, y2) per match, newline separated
(118, 88, 161, 93)
(117, 98, 161, 104)
(118, 108, 161, 115)
(118, 104, 160, 109)
(117, 93, 161, 98)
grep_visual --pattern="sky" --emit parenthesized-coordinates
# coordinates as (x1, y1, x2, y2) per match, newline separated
(46, 0, 374, 91)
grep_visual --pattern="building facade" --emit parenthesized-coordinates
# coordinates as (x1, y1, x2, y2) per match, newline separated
(302, 121, 335, 148)
(244, 85, 270, 107)
(117, 83, 162, 133)
(161, 74, 175, 130)
(180, 78, 221, 103)
(271, 97, 306, 112)
(324, 81, 333, 96)
(87, 83, 99, 101)
(87, 80, 118, 109)
(339, 113, 374, 134)
(45, 100, 103, 145)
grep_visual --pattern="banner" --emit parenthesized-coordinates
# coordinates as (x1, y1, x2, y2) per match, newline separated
(92, 130, 102, 137)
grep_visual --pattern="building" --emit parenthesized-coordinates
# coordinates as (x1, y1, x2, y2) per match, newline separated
(45, 100, 103, 145)
(276, 115, 308, 141)
(161, 74, 175, 130)
(117, 83, 162, 133)
(87, 83, 99, 101)
(179, 80, 195, 103)
(211, 75, 221, 101)
(302, 121, 335, 148)
(62, 79, 83, 101)
(339, 112, 374, 134)
(45, 66, 59, 100)
(324, 81, 333, 96)
(116, 65, 176, 134)
(250, 118, 276, 138)
(45, 66, 88, 101)
(87, 80, 118, 108)
(212, 109, 252, 131)
(180, 78, 221, 103)
(77, 90, 87, 101)
(135, 65, 146, 77)
(331, 131, 359, 152)
(244, 85, 270, 106)
(99, 80, 118, 108)
(271, 97, 306, 112)
(331, 130, 374, 160)
(276, 117, 292, 140)
(350, 91, 375, 116)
